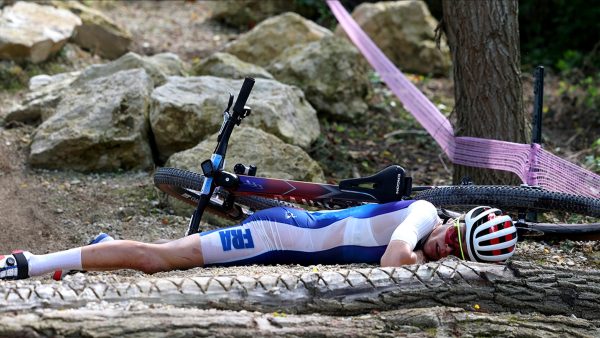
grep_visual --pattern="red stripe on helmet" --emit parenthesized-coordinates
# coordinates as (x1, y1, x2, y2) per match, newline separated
(504, 220, 515, 252)
(490, 224, 500, 256)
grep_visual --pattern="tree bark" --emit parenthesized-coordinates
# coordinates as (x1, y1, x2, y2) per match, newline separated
(442, 0, 530, 185)
(0, 306, 597, 338)
(2, 260, 600, 319)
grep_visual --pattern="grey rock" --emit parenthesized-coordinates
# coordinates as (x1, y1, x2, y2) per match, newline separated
(268, 36, 370, 119)
(0, 1, 81, 63)
(76, 52, 186, 87)
(338, 1, 451, 76)
(223, 12, 332, 68)
(192, 52, 273, 80)
(29, 69, 154, 172)
(52, 0, 132, 59)
(150, 76, 319, 162)
(167, 126, 324, 182)
(5, 71, 80, 124)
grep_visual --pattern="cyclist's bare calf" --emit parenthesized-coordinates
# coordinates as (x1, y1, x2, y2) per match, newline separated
(81, 235, 204, 274)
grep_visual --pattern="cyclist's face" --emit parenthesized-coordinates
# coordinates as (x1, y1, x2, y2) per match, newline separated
(423, 220, 467, 261)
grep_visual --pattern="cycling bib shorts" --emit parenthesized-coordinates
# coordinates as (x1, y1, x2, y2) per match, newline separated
(199, 199, 439, 266)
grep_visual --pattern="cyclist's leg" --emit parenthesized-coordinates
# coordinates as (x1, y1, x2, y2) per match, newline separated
(81, 234, 204, 274)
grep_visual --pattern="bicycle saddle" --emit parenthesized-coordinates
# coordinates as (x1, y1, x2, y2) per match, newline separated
(339, 165, 412, 203)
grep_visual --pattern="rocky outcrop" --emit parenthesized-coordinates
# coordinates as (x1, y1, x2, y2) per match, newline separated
(52, 0, 132, 59)
(268, 36, 370, 119)
(4, 71, 79, 124)
(150, 76, 320, 162)
(340, 0, 451, 76)
(223, 12, 332, 68)
(0, 1, 81, 63)
(6, 52, 185, 125)
(192, 52, 273, 80)
(29, 69, 154, 172)
(207, 0, 318, 29)
(76, 52, 186, 87)
(167, 126, 324, 182)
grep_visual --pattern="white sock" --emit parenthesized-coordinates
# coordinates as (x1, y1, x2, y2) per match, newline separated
(27, 248, 83, 277)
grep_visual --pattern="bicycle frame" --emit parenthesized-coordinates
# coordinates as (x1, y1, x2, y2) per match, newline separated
(233, 175, 379, 207)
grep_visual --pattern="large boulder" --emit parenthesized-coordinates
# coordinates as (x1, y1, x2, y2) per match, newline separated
(0, 1, 81, 63)
(29, 69, 154, 172)
(167, 126, 324, 182)
(268, 36, 370, 119)
(339, 1, 451, 76)
(52, 0, 132, 59)
(4, 71, 79, 124)
(76, 52, 186, 87)
(150, 76, 320, 162)
(192, 52, 273, 80)
(222, 12, 332, 68)
(206, 0, 318, 30)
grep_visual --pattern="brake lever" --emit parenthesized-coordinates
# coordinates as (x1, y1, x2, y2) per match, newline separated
(217, 94, 235, 142)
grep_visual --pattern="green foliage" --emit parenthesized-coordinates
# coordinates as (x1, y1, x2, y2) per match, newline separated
(0, 56, 69, 92)
(555, 50, 584, 73)
(0, 61, 29, 91)
(519, 0, 600, 70)
(293, 0, 378, 28)
(293, 0, 335, 27)
(584, 138, 600, 174)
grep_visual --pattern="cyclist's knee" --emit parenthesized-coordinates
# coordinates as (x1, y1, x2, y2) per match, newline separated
(130, 243, 171, 274)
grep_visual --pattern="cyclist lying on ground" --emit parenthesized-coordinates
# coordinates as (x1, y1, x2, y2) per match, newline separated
(0, 200, 517, 280)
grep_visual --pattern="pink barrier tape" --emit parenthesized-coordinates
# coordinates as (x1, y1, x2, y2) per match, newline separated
(328, 1, 600, 198)
(327, 1, 455, 150)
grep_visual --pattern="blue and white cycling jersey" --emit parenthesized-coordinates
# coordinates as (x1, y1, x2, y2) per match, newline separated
(199, 200, 440, 266)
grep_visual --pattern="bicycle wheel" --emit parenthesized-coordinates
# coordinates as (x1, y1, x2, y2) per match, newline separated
(415, 185, 600, 217)
(415, 185, 600, 237)
(154, 167, 293, 220)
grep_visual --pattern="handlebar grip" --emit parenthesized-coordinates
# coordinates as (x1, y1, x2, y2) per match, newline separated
(232, 77, 255, 114)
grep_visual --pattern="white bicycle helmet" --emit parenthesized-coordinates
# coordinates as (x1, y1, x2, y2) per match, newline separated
(464, 206, 518, 263)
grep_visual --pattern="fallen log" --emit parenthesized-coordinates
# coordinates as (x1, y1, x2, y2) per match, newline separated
(1, 259, 600, 319)
(0, 306, 597, 337)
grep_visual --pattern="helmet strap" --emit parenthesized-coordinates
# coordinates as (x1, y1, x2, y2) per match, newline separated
(455, 218, 466, 260)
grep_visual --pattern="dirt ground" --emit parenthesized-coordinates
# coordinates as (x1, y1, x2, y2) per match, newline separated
(0, 0, 598, 282)
(0, 1, 224, 257)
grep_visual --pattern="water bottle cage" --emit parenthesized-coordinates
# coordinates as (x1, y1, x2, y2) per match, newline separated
(234, 163, 257, 176)
(214, 170, 240, 189)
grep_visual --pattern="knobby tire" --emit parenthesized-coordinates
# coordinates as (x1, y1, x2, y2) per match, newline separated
(415, 185, 600, 236)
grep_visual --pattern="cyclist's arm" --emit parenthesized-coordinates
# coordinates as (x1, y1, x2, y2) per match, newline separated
(381, 240, 425, 266)
(380, 200, 439, 267)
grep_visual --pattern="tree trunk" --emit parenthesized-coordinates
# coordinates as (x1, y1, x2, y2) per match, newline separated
(2, 260, 600, 319)
(1, 306, 597, 337)
(442, 0, 530, 185)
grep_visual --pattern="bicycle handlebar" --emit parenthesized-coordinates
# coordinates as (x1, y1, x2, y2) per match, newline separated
(233, 77, 255, 114)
